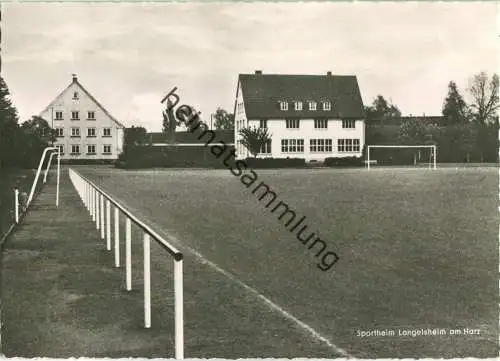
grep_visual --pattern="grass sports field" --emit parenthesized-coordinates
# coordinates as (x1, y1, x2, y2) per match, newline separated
(76, 165, 498, 358)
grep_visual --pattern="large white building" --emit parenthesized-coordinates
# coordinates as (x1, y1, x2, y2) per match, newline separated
(39, 74, 125, 162)
(233, 71, 365, 161)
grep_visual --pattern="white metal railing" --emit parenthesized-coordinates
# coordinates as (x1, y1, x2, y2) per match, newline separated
(68, 168, 184, 359)
(367, 145, 437, 170)
(15, 147, 61, 224)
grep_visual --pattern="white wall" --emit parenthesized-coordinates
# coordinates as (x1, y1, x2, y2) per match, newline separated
(234, 81, 251, 158)
(40, 81, 124, 160)
(244, 118, 365, 161)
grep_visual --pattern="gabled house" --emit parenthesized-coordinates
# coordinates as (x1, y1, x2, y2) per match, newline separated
(39, 74, 125, 161)
(233, 70, 365, 161)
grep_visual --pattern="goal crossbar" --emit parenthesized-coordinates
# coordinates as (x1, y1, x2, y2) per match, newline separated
(367, 145, 437, 170)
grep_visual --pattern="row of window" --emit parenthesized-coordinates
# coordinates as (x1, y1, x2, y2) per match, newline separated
(236, 119, 356, 130)
(279, 101, 331, 112)
(56, 144, 113, 155)
(285, 119, 355, 129)
(236, 138, 361, 154)
(55, 127, 112, 138)
(280, 138, 361, 153)
(54, 110, 96, 121)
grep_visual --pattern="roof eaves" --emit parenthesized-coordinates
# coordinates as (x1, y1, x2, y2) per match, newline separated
(77, 81, 125, 128)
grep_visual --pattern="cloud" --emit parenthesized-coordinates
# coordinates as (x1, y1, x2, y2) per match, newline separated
(2, 1, 497, 126)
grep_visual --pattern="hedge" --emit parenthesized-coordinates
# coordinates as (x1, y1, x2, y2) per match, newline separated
(116, 145, 235, 169)
(324, 157, 363, 167)
(243, 157, 306, 169)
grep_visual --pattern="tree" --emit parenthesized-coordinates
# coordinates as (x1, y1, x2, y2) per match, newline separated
(398, 117, 433, 165)
(364, 95, 401, 125)
(239, 126, 271, 158)
(124, 126, 148, 147)
(213, 108, 234, 130)
(442, 81, 469, 126)
(0, 76, 20, 169)
(162, 98, 178, 143)
(467, 71, 499, 125)
(20, 116, 56, 145)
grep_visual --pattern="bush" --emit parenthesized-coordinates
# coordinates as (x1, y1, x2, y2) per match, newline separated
(60, 159, 115, 165)
(116, 145, 235, 169)
(324, 157, 363, 167)
(244, 157, 306, 169)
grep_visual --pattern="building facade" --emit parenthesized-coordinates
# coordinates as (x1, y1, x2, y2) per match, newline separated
(39, 74, 125, 161)
(233, 71, 365, 161)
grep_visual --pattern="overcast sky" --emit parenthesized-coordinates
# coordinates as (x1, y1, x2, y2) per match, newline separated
(3, 2, 498, 132)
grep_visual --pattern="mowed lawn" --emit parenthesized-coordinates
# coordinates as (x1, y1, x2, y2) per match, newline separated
(76, 165, 498, 358)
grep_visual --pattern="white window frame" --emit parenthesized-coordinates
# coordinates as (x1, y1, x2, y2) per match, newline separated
(323, 101, 331, 111)
(56, 144, 64, 155)
(55, 111, 63, 120)
(309, 101, 317, 111)
(71, 111, 79, 120)
(87, 144, 96, 155)
(280, 101, 288, 111)
(281, 139, 304, 153)
(87, 127, 96, 137)
(103, 127, 112, 137)
(294, 101, 303, 111)
(314, 119, 328, 129)
(71, 144, 80, 155)
(87, 111, 96, 120)
(259, 120, 267, 129)
(285, 119, 300, 129)
(71, 127, 80, 137)
(342, 119, 356, 129)
(55, 128, 64, 137)
(338, 138, 361, 153)
(310, 139, 333, 153)
(103, 144, 112, 155)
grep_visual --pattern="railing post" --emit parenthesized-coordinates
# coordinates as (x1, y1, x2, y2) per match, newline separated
(434, 146, 437, 170)
(114, 207, 120, 267)
(14, 188, 19, 224)
(100, 195, 105, 240)
(126, 217, 132, 291)
(366, 146, 370, 170)
(143, 233, 151, 328)
(84, 182, 88, 209)
(174, 259, 184, 360)
(90, 187, 95, 219)
(106, 200, 111, 250)
(93, 188, 97, 221)
(96, 193, 100, 229)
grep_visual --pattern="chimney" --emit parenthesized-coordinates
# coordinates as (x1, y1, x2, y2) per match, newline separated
(327, 71, 332, 76)
(255, 70, 262, 75)
(72, 73, 78, 82)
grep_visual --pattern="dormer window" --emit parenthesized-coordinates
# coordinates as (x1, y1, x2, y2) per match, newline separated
(309, 101, 317, 111)
(323, 101, 331, 111)
(73, 92, 79, 100)
(294, 101, 303, 111)
(280, 101, 288, 111)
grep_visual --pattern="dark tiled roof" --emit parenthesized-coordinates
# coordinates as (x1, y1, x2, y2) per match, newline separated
(149, 130, 234, 144)
(238, 73, 365, 119)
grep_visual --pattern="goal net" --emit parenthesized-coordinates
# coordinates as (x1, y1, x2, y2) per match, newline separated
(366, 145, 437, 170)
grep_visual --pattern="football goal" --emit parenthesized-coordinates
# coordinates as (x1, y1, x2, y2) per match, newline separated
(366, 145, 437, 170)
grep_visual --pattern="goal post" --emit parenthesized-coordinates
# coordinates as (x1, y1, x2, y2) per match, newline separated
(366, 145, 437, 170)
(26, 146, 61, 207)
